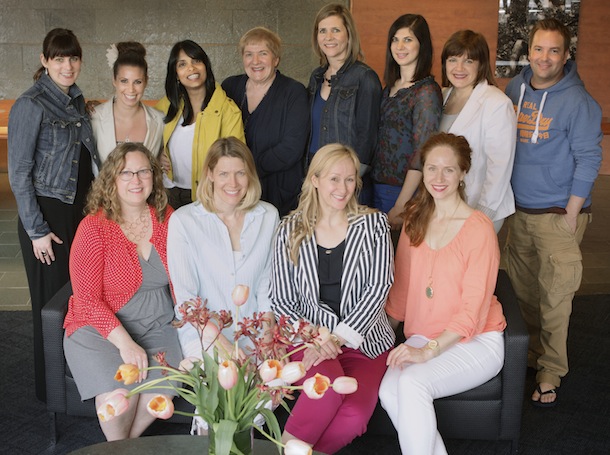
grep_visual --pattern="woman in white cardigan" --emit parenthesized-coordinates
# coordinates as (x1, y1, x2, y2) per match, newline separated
(440, 30, 516, 232)
(91, 41, 164, 166)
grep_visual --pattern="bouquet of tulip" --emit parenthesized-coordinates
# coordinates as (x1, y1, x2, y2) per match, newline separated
(97, 285, 358, 455)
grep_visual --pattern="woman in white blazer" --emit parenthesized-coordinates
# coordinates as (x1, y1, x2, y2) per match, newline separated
(440, 30, 516, 232)
(270, 143, 395, 454)
(91, 41, 164, 166)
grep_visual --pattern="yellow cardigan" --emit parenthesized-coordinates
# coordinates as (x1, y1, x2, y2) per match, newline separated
(155, 83, 245, 200)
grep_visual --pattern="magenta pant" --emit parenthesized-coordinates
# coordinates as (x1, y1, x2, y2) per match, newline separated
(286, 347, 389, 454)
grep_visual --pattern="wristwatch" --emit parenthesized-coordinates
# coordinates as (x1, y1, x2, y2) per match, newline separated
(426, 339, 440, 357)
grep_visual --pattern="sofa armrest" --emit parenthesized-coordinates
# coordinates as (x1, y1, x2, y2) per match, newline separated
(41, 281, 73, 414)
(495, 270, 528, 439)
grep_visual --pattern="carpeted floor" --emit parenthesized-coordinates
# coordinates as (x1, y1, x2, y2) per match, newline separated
(1, 294, 609, 454)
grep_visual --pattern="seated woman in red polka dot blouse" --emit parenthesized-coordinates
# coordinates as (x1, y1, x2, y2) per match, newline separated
(63, 143, 182, 441)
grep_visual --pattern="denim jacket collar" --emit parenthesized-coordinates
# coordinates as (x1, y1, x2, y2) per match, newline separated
(37, 73, 84, 108)
(312, 59, 357, 84)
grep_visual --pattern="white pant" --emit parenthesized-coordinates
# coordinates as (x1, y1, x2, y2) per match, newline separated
(379, 331, 504, 455)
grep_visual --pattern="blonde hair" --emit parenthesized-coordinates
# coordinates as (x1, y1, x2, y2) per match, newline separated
(312, 3, 363, 66)
(285, 143, 374, 264)
(239, 27, 282, 61)
(196, 137, 261, 212)
(85, 143, 168, 223)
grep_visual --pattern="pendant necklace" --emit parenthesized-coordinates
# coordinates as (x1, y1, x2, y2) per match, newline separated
(114, 101, 142, 143)
(425, 200, 461, 299)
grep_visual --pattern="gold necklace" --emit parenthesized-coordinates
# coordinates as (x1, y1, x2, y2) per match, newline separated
(120, 208, 150, 243)
(425, 200, 461, 299)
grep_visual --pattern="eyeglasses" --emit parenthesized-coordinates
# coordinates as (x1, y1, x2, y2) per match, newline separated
(118, 169, 153, 181)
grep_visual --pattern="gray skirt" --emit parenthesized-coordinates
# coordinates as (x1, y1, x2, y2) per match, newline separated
(64, 247, 182, 400)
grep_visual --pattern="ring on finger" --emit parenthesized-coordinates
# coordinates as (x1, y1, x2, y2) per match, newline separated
(41, 251, 47, 256)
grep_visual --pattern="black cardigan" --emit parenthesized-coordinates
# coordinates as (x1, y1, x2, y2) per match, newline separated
(222, 71, 309, 216)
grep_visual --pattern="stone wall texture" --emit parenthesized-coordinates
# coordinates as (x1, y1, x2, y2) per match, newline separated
(0, 0, 347, 100)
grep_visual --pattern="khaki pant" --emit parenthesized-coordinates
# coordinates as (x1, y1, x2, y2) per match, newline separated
(504, 211, 590, 387)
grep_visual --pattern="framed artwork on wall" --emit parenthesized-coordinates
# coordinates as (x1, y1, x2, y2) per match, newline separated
(495, 0, 581, 79)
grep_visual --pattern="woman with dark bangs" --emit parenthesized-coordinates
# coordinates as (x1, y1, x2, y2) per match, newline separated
(439, 30, 516, 233)
(8, 28, 99, 401)
(156, 40, 245, 208)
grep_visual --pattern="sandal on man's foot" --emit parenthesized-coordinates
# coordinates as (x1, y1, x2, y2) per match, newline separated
(531, 384, 558, 408)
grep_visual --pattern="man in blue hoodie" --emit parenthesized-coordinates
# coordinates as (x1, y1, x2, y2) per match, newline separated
(505, 18, 602, 408)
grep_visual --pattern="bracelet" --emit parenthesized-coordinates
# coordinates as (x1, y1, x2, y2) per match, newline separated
(330, 334, 341, 347)
(425, 339, 440, 357)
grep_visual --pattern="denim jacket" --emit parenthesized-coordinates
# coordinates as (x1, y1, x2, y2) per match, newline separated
(8, 74, 100, 239)
(308, 60, 382, 166)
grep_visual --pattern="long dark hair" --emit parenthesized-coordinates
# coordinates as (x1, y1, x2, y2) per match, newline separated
(164, 40, 216, 126)
(383, 14, 433, 88)
(34, 28, 82, 81)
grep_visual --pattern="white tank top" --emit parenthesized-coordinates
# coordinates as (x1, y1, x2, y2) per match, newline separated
(167, 117, 195, 189)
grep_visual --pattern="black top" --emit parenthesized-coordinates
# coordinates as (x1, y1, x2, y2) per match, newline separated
(317, 240, 346, 318)
(222, 71, 309, 216)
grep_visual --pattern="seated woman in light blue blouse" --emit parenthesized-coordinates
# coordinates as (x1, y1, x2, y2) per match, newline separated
(167, 137, 279, 433)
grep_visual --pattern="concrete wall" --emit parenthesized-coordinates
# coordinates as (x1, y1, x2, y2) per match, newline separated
(0, 0, 347, 100)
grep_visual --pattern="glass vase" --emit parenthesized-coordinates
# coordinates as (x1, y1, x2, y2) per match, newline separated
(208, 426, 253, 455)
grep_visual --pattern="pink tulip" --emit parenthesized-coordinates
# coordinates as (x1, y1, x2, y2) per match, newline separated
(218, 359, 239, 390)
(302, 373, 330, 400)
(332, 376, 358, 394)
(280, 361, 306, 384)
(284, 439, 313, 455)
(146, 394, 174, 420)
(231, 285, 250, 307)
(259, 359, 282, 383)
(96, 388, 130, 422)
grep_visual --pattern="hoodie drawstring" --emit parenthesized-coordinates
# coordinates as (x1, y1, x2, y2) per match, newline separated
(517, 82, 548, 144)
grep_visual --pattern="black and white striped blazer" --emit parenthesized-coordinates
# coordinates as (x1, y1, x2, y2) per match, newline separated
(270, 210, 395, 358)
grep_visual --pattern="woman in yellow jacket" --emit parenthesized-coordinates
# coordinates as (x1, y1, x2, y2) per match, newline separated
(157, 40, 245, 208)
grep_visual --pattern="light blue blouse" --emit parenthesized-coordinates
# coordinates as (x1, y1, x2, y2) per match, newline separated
(167, 200, 279, 354)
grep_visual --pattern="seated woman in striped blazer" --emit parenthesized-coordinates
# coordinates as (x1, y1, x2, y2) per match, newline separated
(270, 143, 395, 454)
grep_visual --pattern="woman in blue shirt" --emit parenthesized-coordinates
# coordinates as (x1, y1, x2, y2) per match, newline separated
(308, 3, 382, 205)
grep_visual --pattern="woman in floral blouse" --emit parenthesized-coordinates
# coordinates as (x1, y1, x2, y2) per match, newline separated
(371, 14, 442, 228)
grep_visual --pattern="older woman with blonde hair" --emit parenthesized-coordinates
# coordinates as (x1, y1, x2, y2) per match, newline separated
(270, 143, 395, 453)
(222, 27, 309, 216)
(63, 143, 181, 441)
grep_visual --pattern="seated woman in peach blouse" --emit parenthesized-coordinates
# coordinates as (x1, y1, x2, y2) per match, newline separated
(378, 132, 506, 455)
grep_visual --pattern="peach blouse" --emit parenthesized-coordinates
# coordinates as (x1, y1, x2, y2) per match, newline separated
(385, 211, 506, 342)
